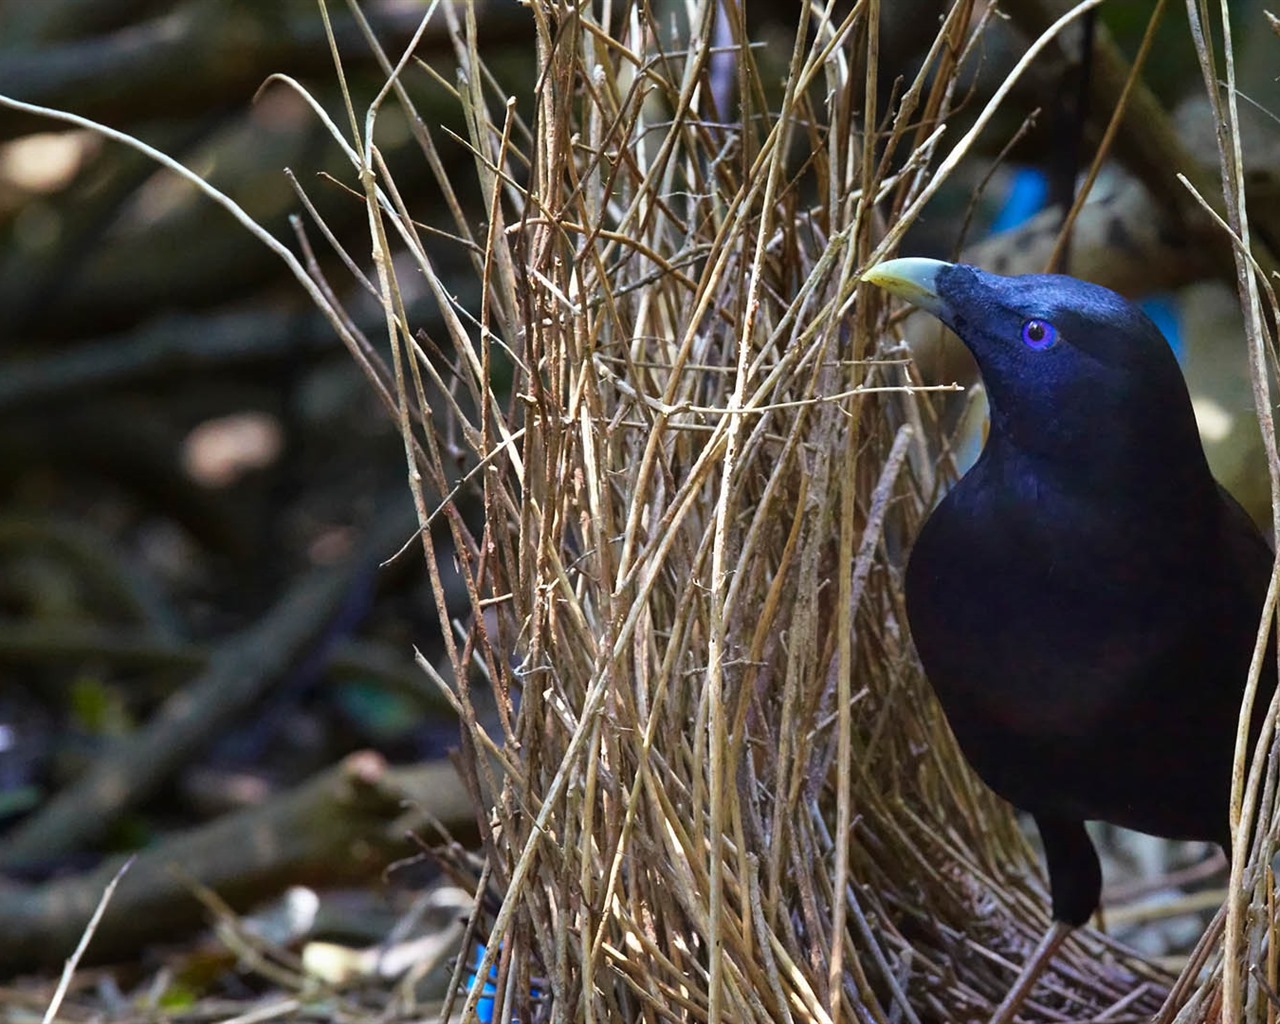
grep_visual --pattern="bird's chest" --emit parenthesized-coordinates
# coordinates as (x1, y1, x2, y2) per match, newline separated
(904, 471, 1196, 740)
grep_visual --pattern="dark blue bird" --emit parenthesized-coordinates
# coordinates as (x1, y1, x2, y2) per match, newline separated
(863, 257, 1275, 1021)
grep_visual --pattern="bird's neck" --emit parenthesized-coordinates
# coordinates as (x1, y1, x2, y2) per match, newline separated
(977, 428, 1218, 516)
(984, 387, 1218, 504)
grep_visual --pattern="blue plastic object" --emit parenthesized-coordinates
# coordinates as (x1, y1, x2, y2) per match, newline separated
(990, 167, 1049, 233)
(464, 943, 501, 1023)
(463, 943, 542, 1023)
(1140, 294, 1184, 361)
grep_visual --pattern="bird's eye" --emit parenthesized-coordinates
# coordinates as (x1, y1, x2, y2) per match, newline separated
(1021, 318, 1057, 351)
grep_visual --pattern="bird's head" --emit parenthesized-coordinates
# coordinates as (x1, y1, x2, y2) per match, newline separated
(863, 257, 1205, 473)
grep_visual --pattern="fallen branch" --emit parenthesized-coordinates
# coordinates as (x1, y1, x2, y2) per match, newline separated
(0, 753, 478, 974)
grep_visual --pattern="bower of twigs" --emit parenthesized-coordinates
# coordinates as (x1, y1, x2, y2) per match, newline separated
(398, 3, 1280, 1022)
(5, 0, 1280, 1022)
(368, 2, 1269, 1021)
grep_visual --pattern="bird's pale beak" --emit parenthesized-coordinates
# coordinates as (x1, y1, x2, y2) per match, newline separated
(862, 257, 953, 318)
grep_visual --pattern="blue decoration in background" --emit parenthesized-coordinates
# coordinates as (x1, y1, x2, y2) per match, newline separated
(464, 943, 542, 1023)
(464, 943, 501, 1023)
(990, 168, 1049, 234)
(1140, 294, 1183, 361)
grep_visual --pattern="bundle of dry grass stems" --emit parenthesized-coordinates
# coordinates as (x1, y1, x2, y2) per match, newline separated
(392, 2, 1280, 1023)
(9, 0, 1280, 1020)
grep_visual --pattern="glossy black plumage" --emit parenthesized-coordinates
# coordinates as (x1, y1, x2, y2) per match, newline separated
(865, 258, 1275, 930)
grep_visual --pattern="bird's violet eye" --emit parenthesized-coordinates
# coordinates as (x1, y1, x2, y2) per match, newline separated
(1021, 318, 1057, 350)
